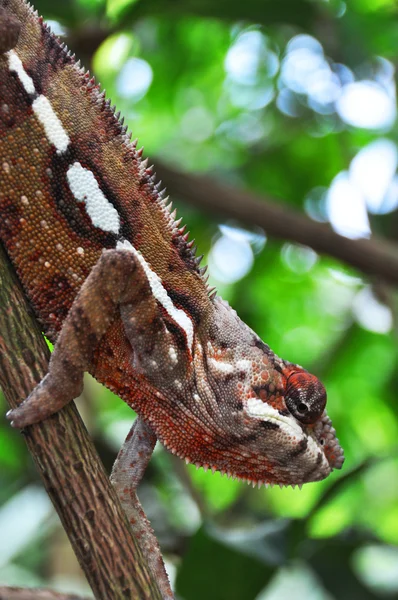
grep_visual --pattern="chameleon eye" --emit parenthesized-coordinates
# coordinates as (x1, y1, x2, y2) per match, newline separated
(285, 372, 327, 424)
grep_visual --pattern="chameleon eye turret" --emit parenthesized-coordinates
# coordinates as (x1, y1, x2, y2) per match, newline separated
(285, 370, 327, 425)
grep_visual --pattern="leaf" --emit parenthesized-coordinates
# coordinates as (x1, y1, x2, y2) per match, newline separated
(107, 0, 140, 21)
(176, 521, 289, 600)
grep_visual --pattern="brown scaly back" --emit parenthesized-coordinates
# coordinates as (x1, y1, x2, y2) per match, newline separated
(0, 0, 216, 344)
(4, 0, 205, 276)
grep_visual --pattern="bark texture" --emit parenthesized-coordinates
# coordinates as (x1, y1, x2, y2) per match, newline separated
(0, 587, 90, 600)
(0, 242, 162, 600)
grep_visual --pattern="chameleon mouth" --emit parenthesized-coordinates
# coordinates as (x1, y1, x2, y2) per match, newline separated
(310, 411, 345, 471)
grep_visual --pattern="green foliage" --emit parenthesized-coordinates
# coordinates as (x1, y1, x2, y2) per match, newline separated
(1, 0, 398, 597)
(176, 524, 277, 600)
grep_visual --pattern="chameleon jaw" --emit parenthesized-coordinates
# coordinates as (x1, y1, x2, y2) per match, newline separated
(154, 403, 344, 490)
(163, 397, 343, 489)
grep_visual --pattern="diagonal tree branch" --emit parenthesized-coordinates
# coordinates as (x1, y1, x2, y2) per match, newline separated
(0, 243, 162, 600)
(155, 162, 398, 286)
(0, 587, 90, 600)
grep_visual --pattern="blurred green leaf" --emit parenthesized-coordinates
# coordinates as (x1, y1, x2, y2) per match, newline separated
(106, 0, 140, 21)
(188, 467, 242, 512)
(176, 522, 285, 600)
(308, 534, 382, 600)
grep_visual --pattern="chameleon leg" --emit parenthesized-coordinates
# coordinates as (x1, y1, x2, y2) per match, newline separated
(110, 418, 174, 600)
(7, 247, 174, 595)
(7, 248, 158, 428)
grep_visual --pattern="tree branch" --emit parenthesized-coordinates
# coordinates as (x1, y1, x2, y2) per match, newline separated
(0, 587, 90, 600)
(0, 243, 162, 600)
(156, 162, 398, 286)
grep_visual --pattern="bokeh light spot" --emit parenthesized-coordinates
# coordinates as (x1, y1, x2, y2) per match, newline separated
(117, 57, 153, 101)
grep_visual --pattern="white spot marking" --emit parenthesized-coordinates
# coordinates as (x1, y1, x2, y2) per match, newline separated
(67, 162, 120, 233)
(116, 239, 194, 349)
(246, 398, 303, 436)
(8, 50, 35, 95)
(76, 247, 84, 255)
(208, 358, 234, 374)
(236, 359, 252, 373)
(32, 95, 70, 153)
(193, 394, 200, 402)
(169, 347, 178, 364)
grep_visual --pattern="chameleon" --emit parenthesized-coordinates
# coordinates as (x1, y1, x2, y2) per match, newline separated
(0, 0, 344, 596)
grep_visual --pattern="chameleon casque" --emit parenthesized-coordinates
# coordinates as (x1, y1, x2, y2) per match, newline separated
(0, 0, 344, 595)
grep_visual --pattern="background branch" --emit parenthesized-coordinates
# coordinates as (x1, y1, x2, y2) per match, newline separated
(156, 162, 398, 286)
(0, 243, 162, 600)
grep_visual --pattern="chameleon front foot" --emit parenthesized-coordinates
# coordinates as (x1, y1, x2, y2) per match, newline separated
(5, 247, 158, 429)
(6, 372, 84, 428)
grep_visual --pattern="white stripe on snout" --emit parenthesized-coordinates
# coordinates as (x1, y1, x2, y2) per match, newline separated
(67, 162, 121, 234)
(117, 239, 194, 350)
(8, 50, 35, 94)
(32, 95, 70, 153)
(246, 398, 303, 436)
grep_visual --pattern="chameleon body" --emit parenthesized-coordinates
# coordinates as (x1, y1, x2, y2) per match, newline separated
(0, 0, 343, 488)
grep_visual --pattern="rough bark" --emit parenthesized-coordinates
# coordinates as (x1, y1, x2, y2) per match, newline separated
(0, 587, 90, 600)
(0, 242, 162, 600)
(156, 162, 398, 286)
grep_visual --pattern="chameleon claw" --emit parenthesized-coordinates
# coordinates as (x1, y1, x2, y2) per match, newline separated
(6, 407, 25, 428)
(5, 409, 21, 428)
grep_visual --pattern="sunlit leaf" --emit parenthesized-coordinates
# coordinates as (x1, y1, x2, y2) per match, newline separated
(106, 0, 140, 21)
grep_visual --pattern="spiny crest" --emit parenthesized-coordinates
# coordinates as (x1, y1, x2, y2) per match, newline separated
(22, 0, 216, 294)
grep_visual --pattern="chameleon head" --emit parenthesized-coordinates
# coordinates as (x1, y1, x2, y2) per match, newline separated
(144, 297, 344, 488)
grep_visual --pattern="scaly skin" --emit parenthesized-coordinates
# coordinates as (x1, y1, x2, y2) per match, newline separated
(0, 0, 344, 488)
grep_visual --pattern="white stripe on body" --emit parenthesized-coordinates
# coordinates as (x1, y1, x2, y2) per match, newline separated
(32, 95, 70, 153)
(8, 50, 70, 153)
(67, 162, 121, 233)
(117, 240, 194, 350)
(8, 50, 35, 94)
